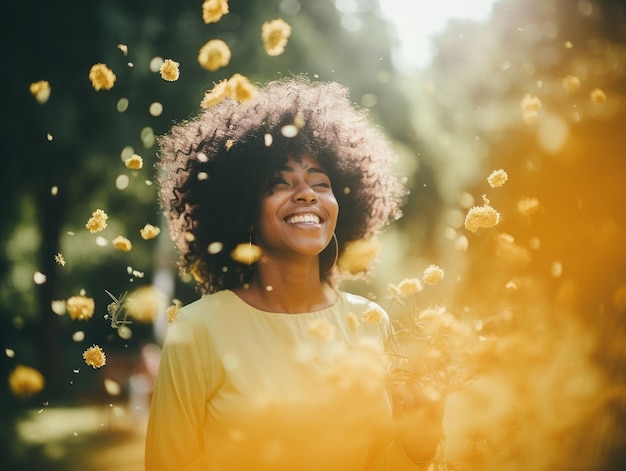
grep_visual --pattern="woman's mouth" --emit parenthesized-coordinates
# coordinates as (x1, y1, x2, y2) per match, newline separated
(284, 213, 321, 225)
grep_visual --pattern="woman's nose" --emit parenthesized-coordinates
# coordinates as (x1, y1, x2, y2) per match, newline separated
(293, 183, 317, 203)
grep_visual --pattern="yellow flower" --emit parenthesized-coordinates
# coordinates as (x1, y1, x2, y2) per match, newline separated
(198, 39, 231, 72)
(89, 63, 116, 91)
(86, 209, 108, 233)
(66, 295, 95, 320)
(54, 253, 66, 266)
(202, 0, 229, 24)
(337, 238, 380, 275)
(112, 236, 132, 252)
(495, 233, 531, 267)
(160, 59, 180, 81)
(262, 18, 292, 56)
(125, 285, 166, 323)
(389, 278, 423, 297)
(590, 88, 606, 104)
(487, 169, 508, 188)
(125, 154, 143, 170)
(227, 73, 257, 103)
(517, 197, 540, 216)
(200, 79, 229, 108)
(562, 74, 581, 92)
(520, 94, 541, 124)
(361, 307, 384, 324)
(166, 304, 180, 323)
(231, 243, 262, 265)
(83, 345, 106, 369)
(464, 197, 500, 233)
(308, 318, 336, 342)
(423, 265, 445, 285)
(140, 223, 161, 240)
(9, 365, 45, 399)
(29, 80, 51, 104)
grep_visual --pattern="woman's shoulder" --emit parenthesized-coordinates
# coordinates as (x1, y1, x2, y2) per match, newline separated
(175, 290, 238, 324)
(337, 290, 387, 314)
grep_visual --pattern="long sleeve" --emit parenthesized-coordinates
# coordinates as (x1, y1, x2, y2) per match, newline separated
(145, 315, 209, 471)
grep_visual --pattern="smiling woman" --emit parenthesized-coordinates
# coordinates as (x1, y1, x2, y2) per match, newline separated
(146, 76, 446, 470)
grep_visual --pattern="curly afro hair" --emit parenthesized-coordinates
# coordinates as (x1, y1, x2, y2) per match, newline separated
(157, 76, 406, 294)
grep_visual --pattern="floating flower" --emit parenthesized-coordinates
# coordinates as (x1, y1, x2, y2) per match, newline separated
(202, 0, 229, 24)
(487, 169, 508, 188)
(29, 80, 51, 104)
(520, 94, 541, 124)
(160, 59, 180, 81)
(227, 73, 257, 103)
(9, 365, 45, 399)
(464, 196, 500, 233)
(112, 236, 132, 252)
(231, 243, 262, 265)
(561, 75, 581, 92)
(117, 44, 128, 56)
(262, 18, 292, 56)
(517, 197, 540, 216)
(495, 233, 531, 267)
(337, 238, 379, 275)
(140, 223, 161, 240)
(423, 265, 445, 285)
(308, 318, 336, 342)
(86, 209, 108, 233)
(125, 285, 166, 323)
(66, 295, 95, 320)
(198, 39, 231, 72)
(125, 154, 143, 170)
(54, 253, 66, 266)
(89, 63, 116, 91)
(590, 88, 606, 104)
(83, 345, 106, 369)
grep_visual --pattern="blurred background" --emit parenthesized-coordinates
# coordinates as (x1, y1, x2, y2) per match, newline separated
(1, 0, 625, 469)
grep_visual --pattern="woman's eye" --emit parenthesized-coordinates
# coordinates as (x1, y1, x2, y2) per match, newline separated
(314, 181, 331, 189)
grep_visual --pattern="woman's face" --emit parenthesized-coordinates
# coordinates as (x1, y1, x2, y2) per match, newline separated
(254, 154, 338, 261)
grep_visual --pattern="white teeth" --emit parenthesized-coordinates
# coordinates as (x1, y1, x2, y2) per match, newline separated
(286, 213, 320, 224)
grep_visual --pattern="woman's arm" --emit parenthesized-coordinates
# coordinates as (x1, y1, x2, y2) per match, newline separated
(145, 316, 208, 470)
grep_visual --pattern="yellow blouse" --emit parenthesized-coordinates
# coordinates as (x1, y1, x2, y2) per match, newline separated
(145, 289, 421, 471)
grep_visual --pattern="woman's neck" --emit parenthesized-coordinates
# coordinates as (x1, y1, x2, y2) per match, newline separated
(234, 257, 335, 313)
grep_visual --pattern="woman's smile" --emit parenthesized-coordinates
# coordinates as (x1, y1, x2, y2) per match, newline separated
(256, 154, 338, 257)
